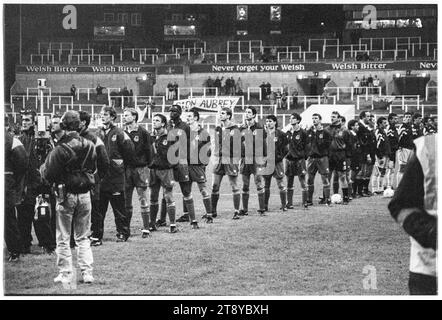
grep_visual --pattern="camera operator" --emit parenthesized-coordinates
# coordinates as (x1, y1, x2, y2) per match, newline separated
(17, 110, 56, 255)
(41, 110, 97, 284)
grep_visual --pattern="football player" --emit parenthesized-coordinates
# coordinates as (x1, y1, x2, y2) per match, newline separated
(186, 109, 213, 223)
(263, 115, 288, 211)
(326, 111, 351, 204)
(305, 113, 332, 206)
(373, 117, 391, 194)
(239, 106, 267, 216)
(211, 107, 242, 219)
(397, 112, 414, 185)
(385, 113, 399, 189)
(346, 120, 361, 199)
(285, 113, 308, 208)
(355, 111, 374, 197)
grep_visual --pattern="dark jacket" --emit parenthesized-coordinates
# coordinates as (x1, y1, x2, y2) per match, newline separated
(306, 126, 332, 158)
(375, 127, 391, 158)
(99, 124, 136, 193)
(42, 131, 97, 194)
(149, 130, 175, 170)
(286, 127, 307, 161)
(125, 125, 152, 167)
(398, 123, 415, 150)
(189, 124, 211, 166)
(18, 128, 52, 197)
(412, 123, 424, 140)
(357, 121, 374, 156)
(347, 130, 362, 162)
(80, 128, 110, 180)
(266, 128, 288, 163)
(5, 131, 28, 206)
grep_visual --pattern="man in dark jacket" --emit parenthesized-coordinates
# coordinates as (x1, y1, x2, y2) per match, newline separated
(78, 111, 109, 246)
(123, 108, 152, 238)
(17, 110, 55, 254)
(285, 113, 308, 208)
(306, 113, 332, 206)
(42, 110, 97, 284)
(355, 111, 375, 197)
(263, 115, 288, 211)
(5, 129, 27, 262)
(148, 114, 178, 233)
(97, 106, 136, 243)
(388, 134, 437, 295)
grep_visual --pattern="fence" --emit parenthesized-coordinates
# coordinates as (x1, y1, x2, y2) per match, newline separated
(326, 86, 382, 102)
(177, 87, 220, 99)
(201, 52, 255, 64)
(30, 54, 55, 65)
(308, 38, 339, 52)
(277, 51, 319, 62)
(227, 40, 263, 54)
(342, 49, 408, 61)
(323, 43, 368, 59)
(359, 36, 421, 51)
(68, 54, 115, 65)
(120, 48, 158, 61)
(38, 42, 73, 54)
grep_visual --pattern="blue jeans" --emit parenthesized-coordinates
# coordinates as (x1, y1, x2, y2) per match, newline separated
(55, 192, 93, 275)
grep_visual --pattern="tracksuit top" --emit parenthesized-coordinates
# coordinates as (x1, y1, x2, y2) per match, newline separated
(386, 124, 399, 155)
(214, 122, 241, 160)
(168, 118, 190, 164)
(286, 127, 307, 161)
(240, 121, 267, 161)
(398, 123, 415, 150)
(412, 123, 424, 140)
(306, 126, 332, 158)
(99, 124, 135, 193)
(374, 127, 391, 158)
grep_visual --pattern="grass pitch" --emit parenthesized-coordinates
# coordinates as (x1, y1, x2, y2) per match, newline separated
(3, 172, 409, 296)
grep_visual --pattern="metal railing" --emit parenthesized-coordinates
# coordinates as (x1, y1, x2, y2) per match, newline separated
(68, 53, 115, 65)
(177, 87, 220, 99)
(277, 51, 319, 62)
(120, 47, 158, 61)
(200, 52, 255, 64)
(30, 54, 55, 65)
(359, 36, 421, 51)
(342, 49, 408, 61)
(323, 43, 368, 59)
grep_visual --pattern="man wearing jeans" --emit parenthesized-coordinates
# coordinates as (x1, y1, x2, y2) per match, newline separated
(42, 110, 97, 284)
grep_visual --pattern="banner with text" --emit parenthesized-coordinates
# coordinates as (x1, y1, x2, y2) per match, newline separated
(16, 65, 156, 74)
(190, 61, 437, 73)
(173, 96, 240, 112)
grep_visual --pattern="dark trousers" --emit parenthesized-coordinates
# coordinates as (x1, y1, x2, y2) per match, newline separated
(17, 201, 55, 251)
(96, 190, 130, 240)
(409, 272, 437, 295)
(5, 205, 22, 255)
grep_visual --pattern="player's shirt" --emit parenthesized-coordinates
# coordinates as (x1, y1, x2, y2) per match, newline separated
(266, 128, 288, 163)
(357, 121, 373, 156)
(375, 127, 391, 158)
(214, 122, 240, 161)
(326, 123, 351, 154)
(124, 124, 152, 168)
(412, 123, 424, 140)
(386, 124, 399, 154)
(398, 123, 414, 149)
(347, 130, 362, 161)
(286, 127, 307, 161)
(239, 120, 267, 162)
(305, 126, 332, 158)
(189, 124, 211, 166)
(149, 130, 174, 170)
(167, 118, 191, 164)
(423, 124, 437, 136)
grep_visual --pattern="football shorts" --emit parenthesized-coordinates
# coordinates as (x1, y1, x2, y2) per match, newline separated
(285, 158, 307, 176)
(188, 165, 207, 183)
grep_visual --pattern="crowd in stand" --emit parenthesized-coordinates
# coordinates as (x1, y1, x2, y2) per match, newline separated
(202, 76, 244, 96)
(352, 75, 381, 94)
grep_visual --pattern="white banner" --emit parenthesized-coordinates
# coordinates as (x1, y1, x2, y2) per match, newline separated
(173, 96, 240, 112)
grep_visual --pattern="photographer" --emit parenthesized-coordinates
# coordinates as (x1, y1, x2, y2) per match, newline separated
(41, 110, 97, 284)
(17, 110, 56, 255)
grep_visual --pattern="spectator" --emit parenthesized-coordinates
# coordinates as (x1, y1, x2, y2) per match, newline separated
(173, 81, 179, 100)
(259, 82, 267, 101)
(321, 88, 329, 103)
(122, 86, 130, 107)
(269, 91, 276, 106)
(292, 88, 299, 109)
(214, 76, 223, 96)
(224, 77, 231, 95)
(275, 89, 282, 109)
(361, 76, 367, 95)
(129, 89, 134, 105)
(167, 82, 174, 100)
(367, 74, 374, 94)
(373, 75, 380, 94)
(265, 82, 272, 99)
(270, 46, 277, 62)
(70, 84, 77, 101)
(206, 76, 214, 95)
(229, 77, 235, 95)
(236, 77, 243, 95)
(353, 77, 360, 95)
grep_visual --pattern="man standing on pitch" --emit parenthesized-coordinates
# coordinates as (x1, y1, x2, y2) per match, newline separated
(305, 113, 332, 206)
(97, 106, 136, 243)
(123, 108, 152, 238)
